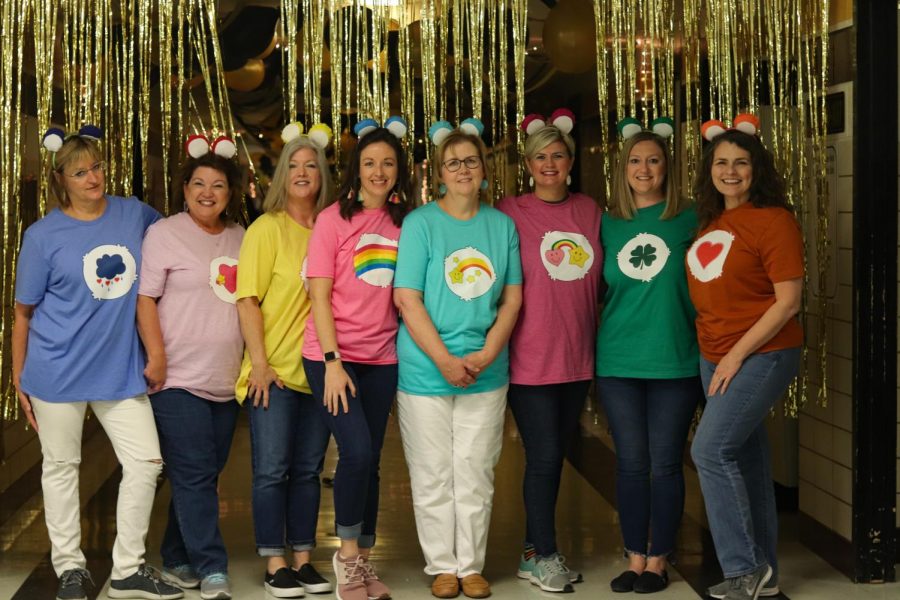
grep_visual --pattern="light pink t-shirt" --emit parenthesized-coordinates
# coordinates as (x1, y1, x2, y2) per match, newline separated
(302, 203, 401, 364)
(496, 192, 602, 385)
(139, 212, 245, 401)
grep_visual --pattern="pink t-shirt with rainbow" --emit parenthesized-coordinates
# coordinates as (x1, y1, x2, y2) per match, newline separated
(302, 202, 400, 364)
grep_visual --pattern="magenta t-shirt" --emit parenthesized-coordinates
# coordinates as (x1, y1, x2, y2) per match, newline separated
(138, 212, 245, 401)
(496, 192, 602, 385)
(302, 202, 400, 364)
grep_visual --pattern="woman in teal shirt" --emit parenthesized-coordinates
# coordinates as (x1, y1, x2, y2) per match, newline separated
(596, 129, 703, 594)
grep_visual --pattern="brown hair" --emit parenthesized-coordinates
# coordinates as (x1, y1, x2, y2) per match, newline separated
(48, 136, 103, 208)
(172, 153, 244, 221)
(432, 130, 491, 202)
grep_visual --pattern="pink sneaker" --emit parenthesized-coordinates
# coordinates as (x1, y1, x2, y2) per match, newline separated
(332, 552, 368, 600)
(359, 556, 391, 600)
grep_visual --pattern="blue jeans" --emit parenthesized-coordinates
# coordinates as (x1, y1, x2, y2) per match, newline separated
(303, 359, 397, 548)
(690, 347, 801, 579)
(151, 389, 239, 577)
(596, 376, 702, 557)
(248, 384, 331, 556)
(507, 381, 590, 557)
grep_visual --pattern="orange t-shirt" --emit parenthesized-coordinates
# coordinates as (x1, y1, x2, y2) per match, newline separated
(686, 203, 803, 362)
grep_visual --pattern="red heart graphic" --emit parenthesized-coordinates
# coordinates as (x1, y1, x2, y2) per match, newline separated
(114, 277, 120, 282)
(96, 279, 101, 283)
(218, 263, 238, 293)
(545, 248, 564, 266)
(697, 242, 724, 269)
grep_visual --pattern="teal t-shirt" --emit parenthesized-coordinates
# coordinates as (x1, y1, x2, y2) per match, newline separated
(596, 202, 699, 378)
(394, 201, 522, 395)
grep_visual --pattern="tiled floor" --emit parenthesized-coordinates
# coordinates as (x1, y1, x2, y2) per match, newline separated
(3, 405, 900, 599)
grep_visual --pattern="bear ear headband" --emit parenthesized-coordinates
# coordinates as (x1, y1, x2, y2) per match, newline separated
(42, 125, 104, 167)
(185, 134, 238, 159)
(616, 116, 675, 140)
(520, 108, 575, 136)
(427, 117, 485, 146)
(280, 121, 334, 149)
(700, 113, 759, 141)
(352, 116, 409, 140)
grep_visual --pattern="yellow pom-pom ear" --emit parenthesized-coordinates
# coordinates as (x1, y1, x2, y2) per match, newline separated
(308, 123, 333, 149)
(281, 122, 305, 144)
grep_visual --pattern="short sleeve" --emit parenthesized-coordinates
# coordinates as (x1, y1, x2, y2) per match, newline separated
(134, 197, 162, 231)
(138, 221, 168, 298)
(15, 229, 50, 306)
(237, 216, 278, 302)
(394, 213, 429, 291)
(306, 208, 338, 279)
(504, 220, 523, 285)
(759, 209, 804, 284)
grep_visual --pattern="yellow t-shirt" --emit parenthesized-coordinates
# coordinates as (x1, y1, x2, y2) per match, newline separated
(235, 211, 312, 401)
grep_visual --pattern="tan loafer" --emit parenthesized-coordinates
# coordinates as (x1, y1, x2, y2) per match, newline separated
(432, 573, 460, 598)
(460, 573, 491, 598)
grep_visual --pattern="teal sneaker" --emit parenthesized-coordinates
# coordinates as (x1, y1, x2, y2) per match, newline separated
(162, 564, 200, 589)
(517, 548, 582, 584)
(529, 554, 574, 593)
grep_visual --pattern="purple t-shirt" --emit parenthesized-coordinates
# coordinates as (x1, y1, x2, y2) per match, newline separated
(496, 192, 602, 385)
(139, 212, 245, 401)
(302, 202, 400, 364)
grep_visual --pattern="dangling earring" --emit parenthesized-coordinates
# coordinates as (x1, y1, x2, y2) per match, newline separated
(438, 183, 447, 196)
(480, 179, 489, 191)
(347, 188, 355, 202)
(528, 176, 534, 187)
(566, 175, 572, 186)
(388, 187, 401, 204)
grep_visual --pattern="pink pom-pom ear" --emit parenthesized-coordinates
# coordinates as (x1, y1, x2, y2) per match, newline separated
(732, 113, 760, 136)
(281, 122, 305, 144)
(701, 119, 727, 142)
(42, 128, 65, 152)
(211, 136, 237, 159)
(308, 123, 333, 149)
(520, 114, 546, 135)
(549, 108, 575, 134)
(185, 134, 211, 158)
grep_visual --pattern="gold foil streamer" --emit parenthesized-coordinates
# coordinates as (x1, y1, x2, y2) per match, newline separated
(282, 0, 299, 121)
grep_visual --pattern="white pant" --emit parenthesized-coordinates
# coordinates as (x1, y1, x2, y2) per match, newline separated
(31, 395, 162, 580)
(397, 386, 507, 577)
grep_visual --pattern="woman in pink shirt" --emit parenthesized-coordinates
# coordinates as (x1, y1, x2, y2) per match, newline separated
(302, 123, 412, 600)
(137, 143, 245, 600)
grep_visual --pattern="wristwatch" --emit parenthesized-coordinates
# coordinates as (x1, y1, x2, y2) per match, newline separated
(324, 350, 341, 363)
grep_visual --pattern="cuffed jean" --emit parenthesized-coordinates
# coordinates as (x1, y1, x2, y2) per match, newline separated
(690, 347, 801, 580)
(248, 384, 330, 556)
(151, 389, 239, 577)
(596, 376, 702, 557)
(303, 359, 397, 548)
(507, 380, 590, 558)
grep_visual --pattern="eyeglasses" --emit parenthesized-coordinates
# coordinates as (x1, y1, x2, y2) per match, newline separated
(64, 161, 106, 180)
(442, 156, 482, 172)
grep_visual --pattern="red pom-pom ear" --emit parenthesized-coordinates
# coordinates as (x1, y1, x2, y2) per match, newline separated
(732, 113, 760, 136)
(520, 114, 546, 135)
(549, 108, 575, 134)
(701, 120, 727, 142)
(185, 134, 211, 158)
(211, 136, 237, 159)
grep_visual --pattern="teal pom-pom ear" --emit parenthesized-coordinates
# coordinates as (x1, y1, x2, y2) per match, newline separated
(459, 118, 485, 137)
(385, 116, 408, 139)
(428, 121, 453, 146)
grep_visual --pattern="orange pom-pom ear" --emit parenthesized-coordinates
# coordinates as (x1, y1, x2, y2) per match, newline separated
(701, 120, 727, 142)
(732, 113, 760, 136)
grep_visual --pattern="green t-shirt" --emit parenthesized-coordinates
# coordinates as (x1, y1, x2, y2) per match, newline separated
(595, 202, 699, 378)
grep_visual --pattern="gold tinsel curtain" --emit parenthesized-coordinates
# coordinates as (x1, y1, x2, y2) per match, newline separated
(0, 0, 829, 434)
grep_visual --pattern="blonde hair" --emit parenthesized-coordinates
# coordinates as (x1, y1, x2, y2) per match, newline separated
(609, 131, 687, 220)
(263, 136, 332, 213)
(524, 126, 575, 161)
(432, 130, 492, 202)
(48, 137, 103, 208)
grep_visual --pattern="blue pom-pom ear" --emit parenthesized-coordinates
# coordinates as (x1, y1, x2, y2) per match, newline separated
(354, 118, 379, 138)
(459, 118, 485, 137)
(650, 116, 675, 138)
(428, 120, 453, 146)
(384, 116, 408, 139)
(78, 125, 103, 141)
(42, 128, 65, 152)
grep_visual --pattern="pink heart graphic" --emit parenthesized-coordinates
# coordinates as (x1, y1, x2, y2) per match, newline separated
(545, 248, 564, 266)
(696, 242, 724, 269)
(218, 264, 238, 293)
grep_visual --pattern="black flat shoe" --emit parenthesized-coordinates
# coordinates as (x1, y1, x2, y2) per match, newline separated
(610, 570, 640, 593)
(633, 570, 668, 593)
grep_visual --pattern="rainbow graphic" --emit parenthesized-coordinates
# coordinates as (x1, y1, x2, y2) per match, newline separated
(453, 257, 493, 280)
(354, 243, 397, 276)
(550, 239, 580, 252)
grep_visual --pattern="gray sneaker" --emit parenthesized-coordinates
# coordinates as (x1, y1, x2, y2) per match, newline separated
(517, 549, 583, 584)
(708, 576, 780, 598)
(162, 564, 200, 589)
(529, 554, 575, 593)
(715, 564, 773, 600)
(108, 565, 184, 599)
(57, 568, 93, 600)
(200, 573, 232, 600)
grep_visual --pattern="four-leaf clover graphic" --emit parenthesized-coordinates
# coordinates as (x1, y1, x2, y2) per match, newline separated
(629, 243, 657, 269)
